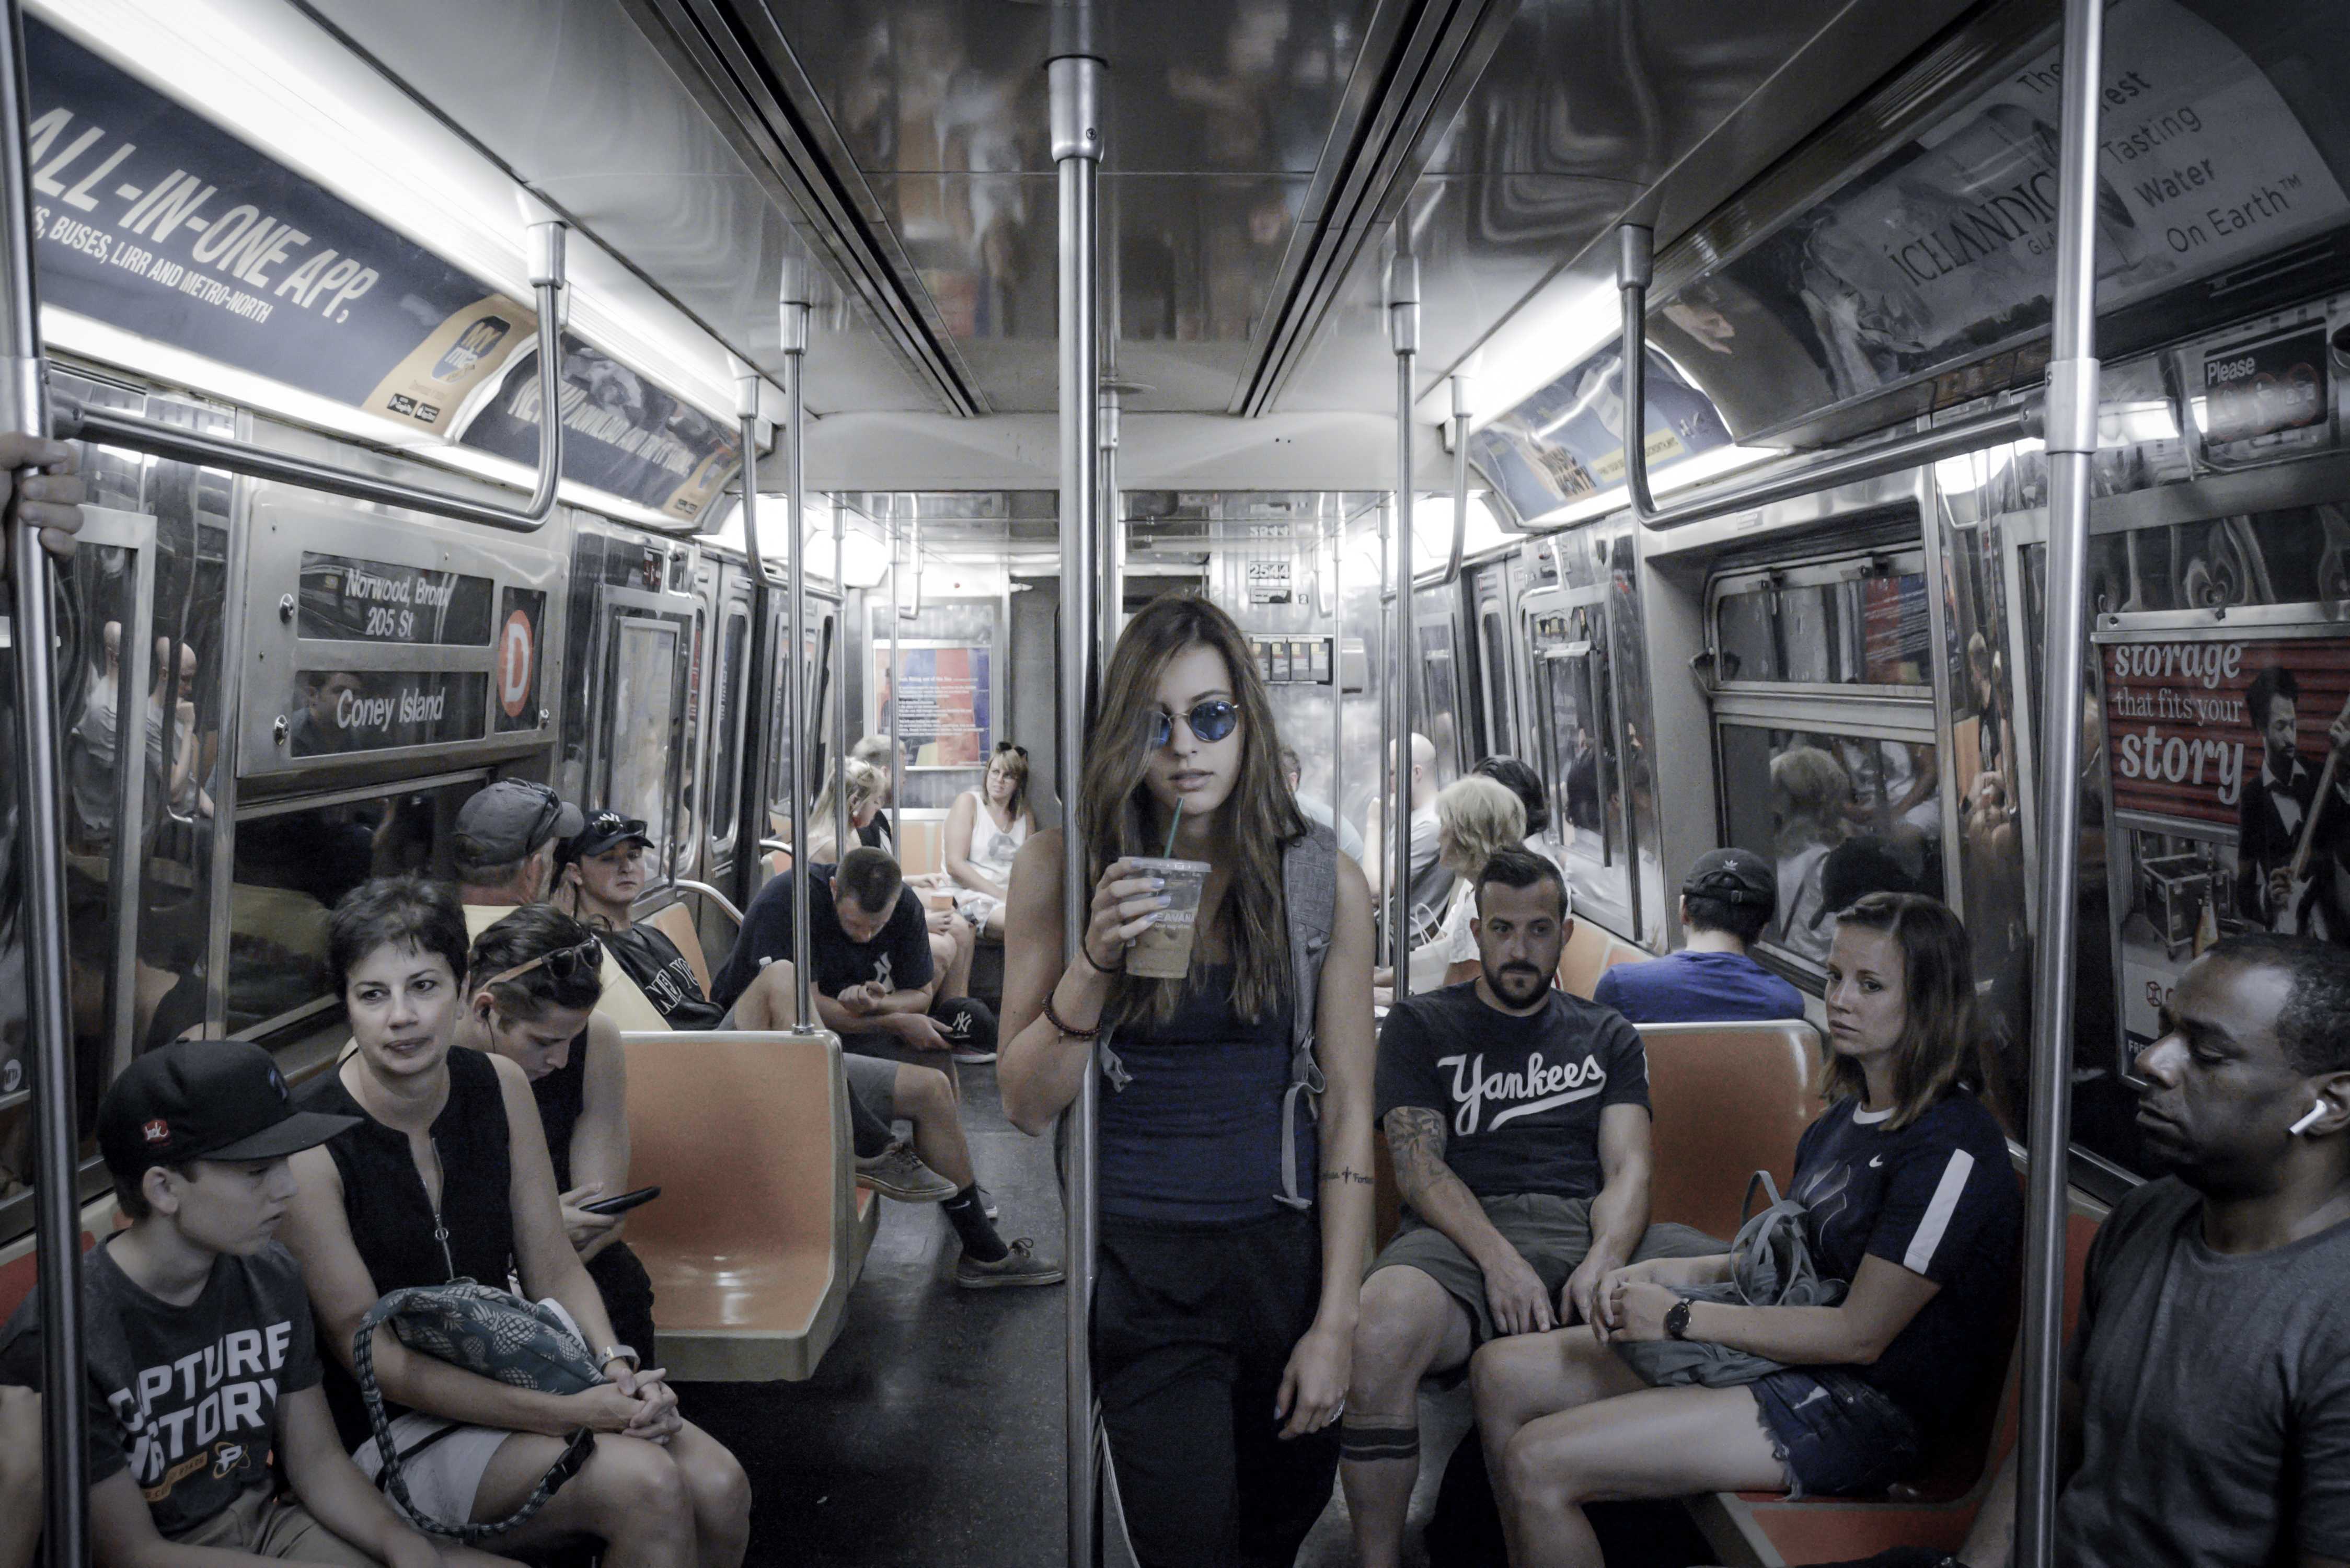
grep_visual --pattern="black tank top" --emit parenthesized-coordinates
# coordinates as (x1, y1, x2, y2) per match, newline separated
(1097, 963, 1304, 1226)
(298, 1044, 517, 1449)
(531, 1031, 590, 1191)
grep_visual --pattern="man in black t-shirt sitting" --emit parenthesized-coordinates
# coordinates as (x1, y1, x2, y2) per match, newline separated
(1341, 847, 1704, 1568)
(555, 811, 728, 1030)
(711, 848, 1057, 1288)
(0, 1040, 511, 1568)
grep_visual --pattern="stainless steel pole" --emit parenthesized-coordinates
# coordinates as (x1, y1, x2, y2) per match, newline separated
(1329, 498, 1343, 837)
(1375, 495, 1391, 947)
(733, 364, 776, 913)
(0, 5, 82, 1564)
(1051, 44, 1105, 1568)
(780, 293, 815, 1025)
(1388, 251, 1419, 985)
(888, 524, 903, 833)
(1096, 386, 1122, 659)
(2019, 0, 2104, 1561)
(832, 495, 849, 857)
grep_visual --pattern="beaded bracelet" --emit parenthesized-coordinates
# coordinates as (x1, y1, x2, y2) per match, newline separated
(1041, 990, 1100, 1041)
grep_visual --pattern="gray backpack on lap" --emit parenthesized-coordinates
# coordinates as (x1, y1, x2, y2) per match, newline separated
(1617, 1171, 1848, 1390)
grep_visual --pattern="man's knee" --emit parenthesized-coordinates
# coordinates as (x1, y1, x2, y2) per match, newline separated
(894, 1062, 953, 1117)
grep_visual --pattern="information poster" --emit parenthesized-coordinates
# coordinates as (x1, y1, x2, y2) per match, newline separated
(2101, 632, 2350, 1063)
(874, 643, 991, 768)
(1469, 344, 1733, 523)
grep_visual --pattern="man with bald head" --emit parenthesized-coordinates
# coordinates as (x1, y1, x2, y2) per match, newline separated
(1365, 731, 1441, 897)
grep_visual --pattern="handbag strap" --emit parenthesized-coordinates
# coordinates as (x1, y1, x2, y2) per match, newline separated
(1740, 1168, 1782, 1225)
(354, 1284, 595, 1540)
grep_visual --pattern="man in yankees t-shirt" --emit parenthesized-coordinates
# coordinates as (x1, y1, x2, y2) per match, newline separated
(1340, 847, 1708, 1568)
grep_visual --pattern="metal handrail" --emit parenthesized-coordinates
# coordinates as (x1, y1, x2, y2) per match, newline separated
(1413, 372, 1471, 591)
(1613, 222, 2038, 531)
(1387, 249, 1419, 982)
(658, 877, 746, 929)
(53, 222, 571, 533)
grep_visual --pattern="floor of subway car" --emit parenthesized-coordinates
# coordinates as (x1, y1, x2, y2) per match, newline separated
(676, 1064, 1703, 1567)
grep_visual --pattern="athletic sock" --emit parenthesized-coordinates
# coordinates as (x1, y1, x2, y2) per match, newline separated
(942, 1186, 1009, 1262)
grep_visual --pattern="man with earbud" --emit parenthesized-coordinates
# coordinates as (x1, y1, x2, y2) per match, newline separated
(1828, 932, 2350, 1568)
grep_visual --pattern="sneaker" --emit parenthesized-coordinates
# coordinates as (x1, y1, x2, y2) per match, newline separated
(856, 1141, 957, 1203)
(951, 1046, 998, 1065)
(955, 1238, 1066, 1289)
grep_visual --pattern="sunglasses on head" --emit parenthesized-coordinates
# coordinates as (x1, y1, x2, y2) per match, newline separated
(516, 782, 565, 850)
(1146, 698, 1240, 750)
(483, 937, 603, 990)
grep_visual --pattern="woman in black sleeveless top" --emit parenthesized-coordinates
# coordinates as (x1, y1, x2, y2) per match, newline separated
(281, 876, 748, 1568)
(451, 904, 657, 1362)
(1000, 594, 1378, 1567)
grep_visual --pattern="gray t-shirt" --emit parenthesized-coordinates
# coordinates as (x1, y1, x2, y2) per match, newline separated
(0, 1236, 320, 1539)
(2058, 1177, 2350, 1566)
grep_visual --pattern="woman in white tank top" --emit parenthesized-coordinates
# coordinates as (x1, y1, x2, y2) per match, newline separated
(946, 741, 1035, 938)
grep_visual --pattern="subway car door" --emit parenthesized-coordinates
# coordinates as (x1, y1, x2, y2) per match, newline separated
(588, 545, 700, 887)
(697, 564, 755, 944)
(1525, 583, 1638, 939)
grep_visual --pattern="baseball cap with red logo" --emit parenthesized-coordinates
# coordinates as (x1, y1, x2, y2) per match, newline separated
(97, 1039, 357, 1181)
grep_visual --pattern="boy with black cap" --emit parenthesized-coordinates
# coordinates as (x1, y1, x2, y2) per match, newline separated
(1594, 847, 1805, 1024)
(0, 1039, 512, 1568)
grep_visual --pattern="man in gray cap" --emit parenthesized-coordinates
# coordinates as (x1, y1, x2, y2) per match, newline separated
(1594, 847, 1805, 1023)
(452, 778, 581, 909)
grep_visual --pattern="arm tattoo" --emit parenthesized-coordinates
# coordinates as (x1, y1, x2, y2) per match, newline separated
(1383, 1106, 1457, 1205)
(1320, 1167, 1375, 1186)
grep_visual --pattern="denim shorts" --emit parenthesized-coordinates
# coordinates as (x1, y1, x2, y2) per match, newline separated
(1748, 1367, 1922, 1500)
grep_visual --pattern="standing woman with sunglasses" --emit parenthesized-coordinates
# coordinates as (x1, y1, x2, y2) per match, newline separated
(945, 740, 1038, 939)
(279, 877, 751, 1567)
(999, 593, 1378, 1567)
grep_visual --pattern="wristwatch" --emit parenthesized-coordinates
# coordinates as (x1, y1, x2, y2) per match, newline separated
(598, 1344, 640, 1372)
(1663, 1299, 1692, 1341)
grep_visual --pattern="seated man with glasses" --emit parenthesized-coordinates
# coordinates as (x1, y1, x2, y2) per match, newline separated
(451, 780, 666, 1032)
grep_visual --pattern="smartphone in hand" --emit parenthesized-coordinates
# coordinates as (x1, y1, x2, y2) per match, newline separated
(580, 1185, 661, 1217)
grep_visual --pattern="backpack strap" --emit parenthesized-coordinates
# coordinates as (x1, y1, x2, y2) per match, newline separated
(1276, 823, 1340, 1211)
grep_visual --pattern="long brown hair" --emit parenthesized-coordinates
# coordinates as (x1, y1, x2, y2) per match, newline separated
(1081, 593, 1305, 1024)
(1822, 892, 1999, 1129)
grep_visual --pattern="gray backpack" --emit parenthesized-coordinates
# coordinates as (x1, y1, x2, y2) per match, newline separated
(1098, 822, 1341, 1210)
(1617, 1171, 1848, 1389)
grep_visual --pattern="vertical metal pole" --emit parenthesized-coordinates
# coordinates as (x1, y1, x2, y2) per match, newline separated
(832, 497, 849, 856)
(2019, 0, 2103, 1562)
(1329, 499, 1343, 831)
(780, 293, 815, 1025)
(1387, 251, 1419, 985)
(887, 524, 902, 829)
(1375, 498, 1391, 925)
(1096, 386, 1122, 659)
(1052, 43, 1104, 1568)
(732, 363, 776, 910)
(0, 5, 84, 1563)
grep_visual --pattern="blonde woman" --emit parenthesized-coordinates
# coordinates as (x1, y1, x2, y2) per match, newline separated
(1770, 744, 1851, 964)
(944, 742, 1035, 939)
(1378, 775, 1528, 1001)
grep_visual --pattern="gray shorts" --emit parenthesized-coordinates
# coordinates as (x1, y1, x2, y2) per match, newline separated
(351, 1411, 515, 1531)
(842, 1049, 899, 1123)
(175, 1485, 379, 1564)
(1367, 1192, 1720, 1345)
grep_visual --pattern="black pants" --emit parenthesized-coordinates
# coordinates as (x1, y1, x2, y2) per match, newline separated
(587, 1239, 656, 1366)
(1094, 1208, 1338, 1568)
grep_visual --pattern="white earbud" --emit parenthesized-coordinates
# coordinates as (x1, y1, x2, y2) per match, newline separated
(2289, 1102, 2328, 1137)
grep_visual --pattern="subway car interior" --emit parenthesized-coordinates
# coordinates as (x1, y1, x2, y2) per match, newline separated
(3, 0, 2348, 1565)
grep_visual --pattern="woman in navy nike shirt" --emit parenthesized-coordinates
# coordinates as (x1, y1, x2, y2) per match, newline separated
(1470, 892, 2020, 1567)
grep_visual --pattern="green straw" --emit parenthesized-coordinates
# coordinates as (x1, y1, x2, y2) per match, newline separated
(1162, 798, 1183, 859)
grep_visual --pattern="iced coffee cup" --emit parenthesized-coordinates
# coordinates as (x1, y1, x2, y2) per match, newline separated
(1125, 857, 1210, 981)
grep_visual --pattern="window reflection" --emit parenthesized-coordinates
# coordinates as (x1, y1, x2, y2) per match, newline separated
(1720, 724, 1945, 970)
(1717, 571, 1932, 686)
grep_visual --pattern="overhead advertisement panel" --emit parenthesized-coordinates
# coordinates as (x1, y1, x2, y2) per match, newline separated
(1647, 0, 2350, 439)
(23, 20, 740, 516)
(459, 336, 740, 524)
(1469, 344, 1733, 523)
(22, 19, 527, 437)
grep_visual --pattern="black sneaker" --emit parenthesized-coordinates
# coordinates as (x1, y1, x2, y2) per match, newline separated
(954, 1238, 1065, 1289)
